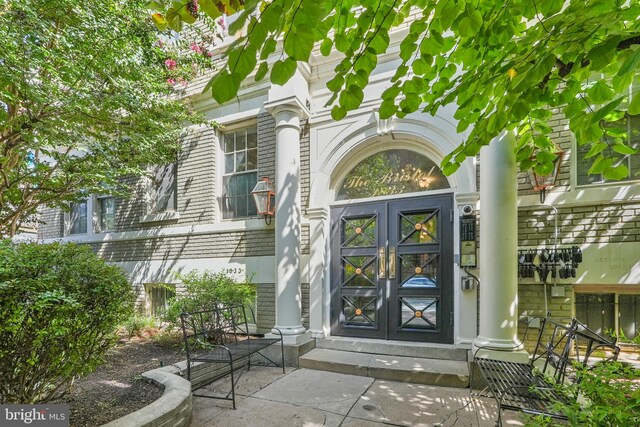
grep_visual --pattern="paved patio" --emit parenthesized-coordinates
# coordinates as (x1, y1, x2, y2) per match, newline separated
(189, 367, 527, 426)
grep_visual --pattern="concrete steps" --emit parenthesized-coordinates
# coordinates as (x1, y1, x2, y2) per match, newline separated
(316, 336, 468, 361)
(299, 346, 470, 388)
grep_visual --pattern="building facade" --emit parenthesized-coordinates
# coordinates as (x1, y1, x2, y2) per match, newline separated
(39, 25, 640, 352)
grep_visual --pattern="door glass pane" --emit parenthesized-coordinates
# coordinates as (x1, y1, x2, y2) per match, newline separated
(400, 212, 438, 244)
(400, 297, 437, 329)
(343, 296, 376, 326)
(399, 253, 438, 287)
(342, 256, 376, 287)
(342, 216, 376, 248)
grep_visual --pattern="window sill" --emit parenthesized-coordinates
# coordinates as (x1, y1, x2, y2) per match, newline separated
(139, 211, 180, 224)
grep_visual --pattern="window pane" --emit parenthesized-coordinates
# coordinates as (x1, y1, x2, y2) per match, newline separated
(70, 201, 87, 234)
(575, 293, 615, 337)
(224, 134, 234, 152)
(225, 154, 234, 174)
(222, 126, 258, 220)
(100, 197, 116, 231)
(247, 148, 257, 170)
(577, 87, 640, 185)
(247, 129, 257, 148)
(576, 143, 601, 185)
(236, 131, 246, 151)
(235, 152, 246, 172)
(619, 295, 640, 340)
(155, 163, 176, 212)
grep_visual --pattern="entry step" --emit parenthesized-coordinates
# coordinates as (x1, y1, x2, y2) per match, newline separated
(299, 348, 469, 388)
(316, 337, 468, 361)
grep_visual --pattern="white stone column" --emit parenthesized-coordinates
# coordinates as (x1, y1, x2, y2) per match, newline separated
(307, 207, 328, 338)
(267, 101, 310, 344)
(473, 131, 527, 360)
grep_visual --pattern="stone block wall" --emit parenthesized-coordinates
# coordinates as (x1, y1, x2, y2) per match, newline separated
(88, 229, 275, 263)
(517, 284, 574, 352)
(519, 202, 640, 247)
(257, 112, 276, 183)
(255, 282, 310, 333)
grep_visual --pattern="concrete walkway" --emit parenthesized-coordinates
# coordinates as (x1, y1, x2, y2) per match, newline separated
(189, 367, 526, 426)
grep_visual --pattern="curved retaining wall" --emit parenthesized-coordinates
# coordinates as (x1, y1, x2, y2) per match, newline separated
(102, 366, 192, 427)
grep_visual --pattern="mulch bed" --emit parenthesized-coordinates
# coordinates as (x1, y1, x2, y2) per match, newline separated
(62, 331, 186, 427)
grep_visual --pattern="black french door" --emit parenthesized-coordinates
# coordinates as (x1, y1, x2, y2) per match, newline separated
(330, 194, 454, 343)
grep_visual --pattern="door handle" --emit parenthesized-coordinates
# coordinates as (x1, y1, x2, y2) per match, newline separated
(389, 246, 396, 279)
(379, 247, 386, 279)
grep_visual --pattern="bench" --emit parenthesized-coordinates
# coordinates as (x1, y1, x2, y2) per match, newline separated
(474, 316, 620, 426)
(180, 304, 284, 409)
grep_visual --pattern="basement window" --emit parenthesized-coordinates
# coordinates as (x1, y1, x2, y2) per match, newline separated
(145, 283, 175, 317)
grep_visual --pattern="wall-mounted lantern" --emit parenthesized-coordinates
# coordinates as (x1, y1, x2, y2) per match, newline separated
(528, 150, 565, 204)
(251, 177, 276, 224)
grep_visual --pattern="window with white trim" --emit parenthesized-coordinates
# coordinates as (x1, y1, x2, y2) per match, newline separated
(221, 127, 258, 219)
(69, 200, 88, 235)
(576, 82, 640, 185)
(97, 196, 116, 232)
(150, 163, 177, 214)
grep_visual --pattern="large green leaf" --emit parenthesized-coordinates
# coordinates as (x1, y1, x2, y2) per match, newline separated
(340, 85, 364, 110)
(617, 48, 640, 77)
(228, 45, 257, 78)
(254, 61, 268, 81)
(270, 58, 297, 86)
(588, 81, 614, 104)
(199, 0, 223, 19)
(209, 71, 242, 104)
(284, 28, 314, 61)
(603, 164, 629, 180)
(629, 92, 640, 115)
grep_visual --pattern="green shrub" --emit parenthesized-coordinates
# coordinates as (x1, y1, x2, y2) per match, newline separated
(122, 314, 158, 338)
(0, 241, 135, 403)
(164, 271, 254, 325)
(526, 362, 640, 426)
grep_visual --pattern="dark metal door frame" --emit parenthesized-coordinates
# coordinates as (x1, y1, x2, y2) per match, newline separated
(329, 194, 454, 343)
(330, 201, 387, 339)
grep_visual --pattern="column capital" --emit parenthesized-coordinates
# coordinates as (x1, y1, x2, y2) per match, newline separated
(455, 192, 479, 206)
(264, 96, 310, 123)
(306, 207, 328, 221)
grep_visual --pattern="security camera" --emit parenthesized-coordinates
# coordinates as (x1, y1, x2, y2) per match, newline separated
(461, 205, 474, 215)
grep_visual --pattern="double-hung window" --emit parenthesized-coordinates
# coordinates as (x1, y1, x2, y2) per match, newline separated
(576, 82, 640, 185)
(69, 200, 87, 235)
(98, 196, 116, 232)
(222, 127, 258, 219)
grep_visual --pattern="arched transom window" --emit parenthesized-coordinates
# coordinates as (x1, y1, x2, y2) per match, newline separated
(336, 149, 450, 200)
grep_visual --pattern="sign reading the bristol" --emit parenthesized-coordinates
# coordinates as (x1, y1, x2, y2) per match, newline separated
(1, 405, 69, 426)
(337, 149, 450, 200)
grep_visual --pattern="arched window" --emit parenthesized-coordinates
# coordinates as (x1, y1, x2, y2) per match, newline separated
(336, 149, 450, 200)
